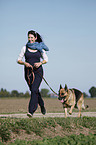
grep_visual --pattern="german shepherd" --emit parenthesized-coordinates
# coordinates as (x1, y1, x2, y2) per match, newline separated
(58, 84, 88, 118)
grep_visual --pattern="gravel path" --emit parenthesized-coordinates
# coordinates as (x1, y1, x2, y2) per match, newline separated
(0, 112, 96, 118)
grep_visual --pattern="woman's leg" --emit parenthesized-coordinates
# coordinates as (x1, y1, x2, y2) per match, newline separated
(38, 91, 44, 106)
(28, 72, 43, 114)
(38, 91, 46, 114)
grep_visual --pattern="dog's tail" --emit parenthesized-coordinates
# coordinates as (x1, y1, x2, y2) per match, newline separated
(82, 104, 89, 110)
(85, 105, 89, 108)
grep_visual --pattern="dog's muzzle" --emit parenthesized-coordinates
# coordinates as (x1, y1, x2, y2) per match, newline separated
(58, 96, 67, 103)
(58, 96, 64, 100)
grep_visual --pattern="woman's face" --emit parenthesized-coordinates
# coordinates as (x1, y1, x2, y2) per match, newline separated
(28, 34, 37, 43)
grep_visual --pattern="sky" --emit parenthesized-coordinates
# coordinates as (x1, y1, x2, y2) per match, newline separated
(0, 0, 96, 95)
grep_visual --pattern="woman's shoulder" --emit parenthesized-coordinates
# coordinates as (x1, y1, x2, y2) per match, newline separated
(21, 45, 26, 53)
(22, 45, 26, 50)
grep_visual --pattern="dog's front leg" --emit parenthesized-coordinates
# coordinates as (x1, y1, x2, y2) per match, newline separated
(65, 108, 67, 118)
(69, 104, 75, 115)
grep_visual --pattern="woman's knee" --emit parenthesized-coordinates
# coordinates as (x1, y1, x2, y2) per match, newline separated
(31, 88, 38, 94)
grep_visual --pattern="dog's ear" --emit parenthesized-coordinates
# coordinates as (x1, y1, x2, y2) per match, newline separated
(60, 84, 62, 89)
(65, 84, 68, 91)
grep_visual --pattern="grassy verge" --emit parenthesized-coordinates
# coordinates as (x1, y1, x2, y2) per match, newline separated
(0, 134, 96, 145)
(0, 117, 96, 144)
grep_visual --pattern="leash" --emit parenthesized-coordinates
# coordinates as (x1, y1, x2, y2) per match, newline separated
(27, 66, 35, 85)
(42, 75, 58, 96)
(27, 66, 58, 96)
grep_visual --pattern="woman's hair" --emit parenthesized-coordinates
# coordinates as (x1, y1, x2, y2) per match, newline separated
(28, 30, 43, 43)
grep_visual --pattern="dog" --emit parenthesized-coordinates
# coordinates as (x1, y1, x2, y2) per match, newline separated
(58, 84, 88, 118)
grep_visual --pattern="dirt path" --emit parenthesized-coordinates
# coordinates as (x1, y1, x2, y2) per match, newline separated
(0, 112, 96, 118)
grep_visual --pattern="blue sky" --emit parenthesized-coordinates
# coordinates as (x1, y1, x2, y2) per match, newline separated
(0, 0, 96, 95)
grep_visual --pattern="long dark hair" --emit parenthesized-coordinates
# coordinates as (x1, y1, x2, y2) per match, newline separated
(28, 30, 43, 43)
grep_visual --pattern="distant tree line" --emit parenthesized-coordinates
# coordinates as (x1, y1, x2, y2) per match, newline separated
(0, 86, 96, 98)
(89, 86, 96, 98)
(0, 88, 51, 98)
(0, 88, 30, 98)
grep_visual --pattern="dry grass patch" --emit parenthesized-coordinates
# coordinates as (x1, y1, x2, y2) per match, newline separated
(0, 98, 96, 114)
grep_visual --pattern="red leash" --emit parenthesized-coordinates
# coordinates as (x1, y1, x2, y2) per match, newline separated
(27, 66, 35, 85)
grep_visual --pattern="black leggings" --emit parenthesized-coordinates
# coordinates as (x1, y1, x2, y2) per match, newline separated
(25, 69, 44, 114)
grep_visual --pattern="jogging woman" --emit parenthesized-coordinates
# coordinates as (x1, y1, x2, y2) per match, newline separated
(17, 30, 49, 117)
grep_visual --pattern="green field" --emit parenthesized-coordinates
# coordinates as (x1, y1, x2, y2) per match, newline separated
(0, 98, 96, 144)
(0, 117, 96, 144)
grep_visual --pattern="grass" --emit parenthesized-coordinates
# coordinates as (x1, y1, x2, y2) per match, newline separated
(0, 134, 96, 145)
(0, 117, 96, 144)
(0, 98, 96, 144)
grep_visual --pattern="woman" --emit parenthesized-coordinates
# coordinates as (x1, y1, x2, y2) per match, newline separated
(17, 30, 49, 117)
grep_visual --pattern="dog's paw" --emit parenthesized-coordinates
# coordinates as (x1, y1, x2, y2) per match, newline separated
(69, 112, 72, 115)
(78, 114, 82, 118)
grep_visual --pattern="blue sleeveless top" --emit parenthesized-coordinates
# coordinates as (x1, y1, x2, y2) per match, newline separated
(24, 47, 43, 75)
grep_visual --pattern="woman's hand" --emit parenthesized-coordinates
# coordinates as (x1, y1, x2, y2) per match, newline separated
(34, 62, 42, 68)
(25, 62, 33, 68)
(17, 60, 32, 68)
(34, 60, 47, 68)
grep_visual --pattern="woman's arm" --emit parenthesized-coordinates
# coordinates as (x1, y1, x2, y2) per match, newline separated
(41, 49, 48, 63)
(17, 46, 32, 68)
(34, 50, 48, 68)
(18, 60, 32, 68)
(17, 59, 25, 65)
